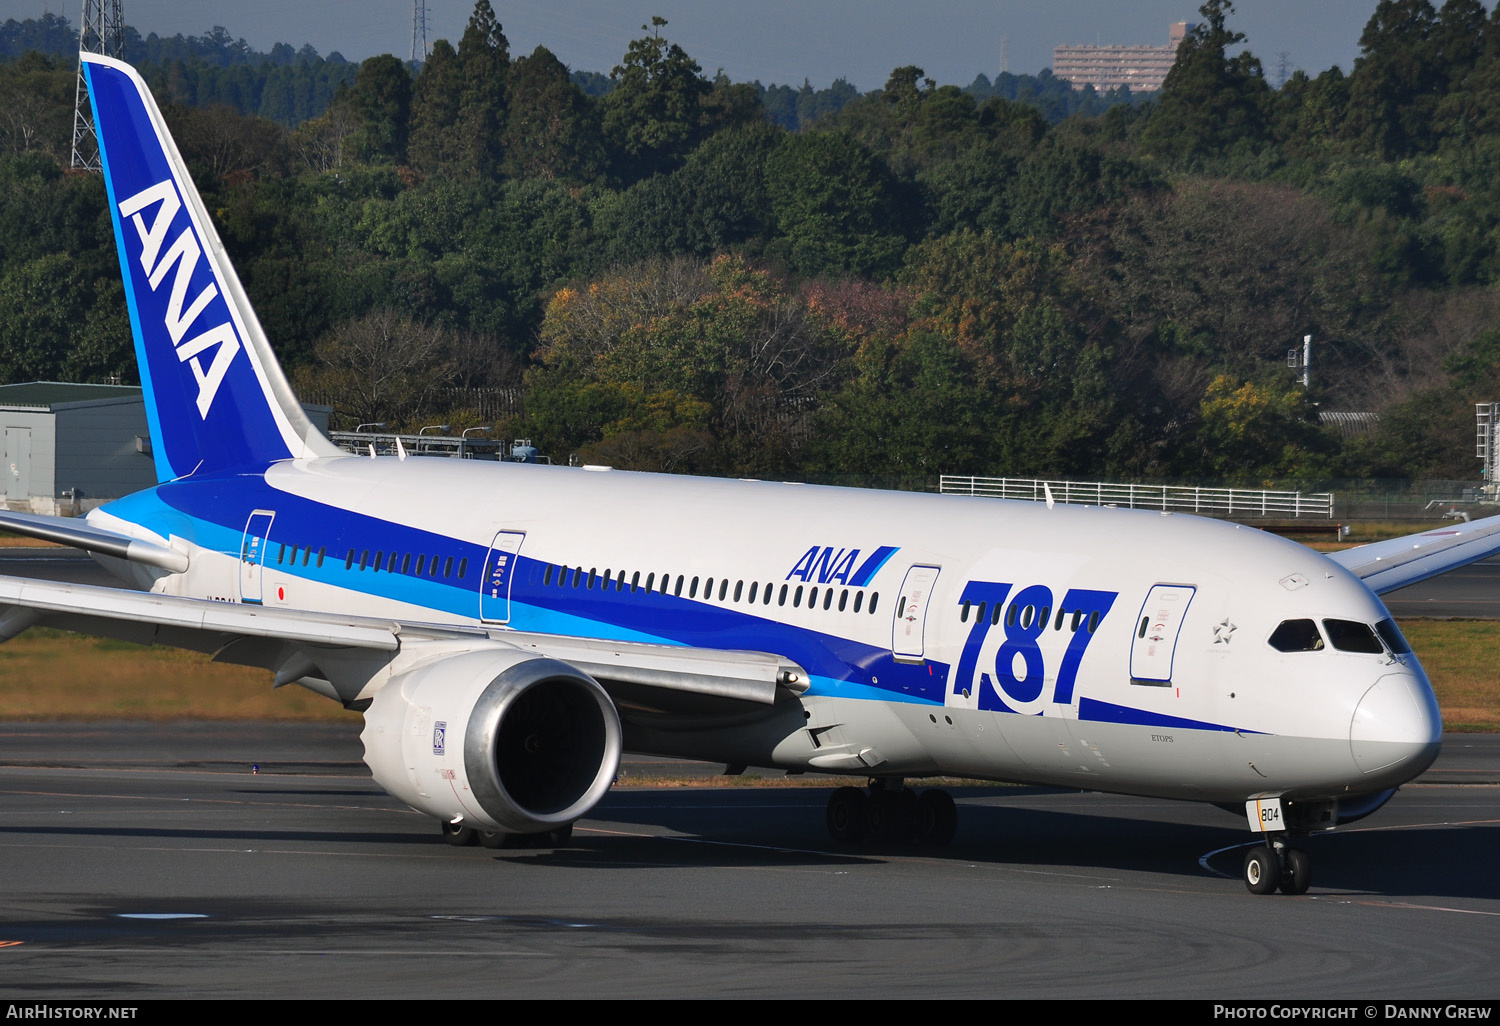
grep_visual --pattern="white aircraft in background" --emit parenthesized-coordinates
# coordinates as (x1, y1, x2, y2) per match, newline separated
(1, 53, 1492, 894)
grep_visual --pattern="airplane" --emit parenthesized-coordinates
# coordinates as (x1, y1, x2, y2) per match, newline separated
(1, 52, 1494, 895)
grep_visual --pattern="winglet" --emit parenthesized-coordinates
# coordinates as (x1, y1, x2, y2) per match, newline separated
(81, 53, 343, 482)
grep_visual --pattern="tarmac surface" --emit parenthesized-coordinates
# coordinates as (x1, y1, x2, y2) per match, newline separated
(0, 724, 1496, 999)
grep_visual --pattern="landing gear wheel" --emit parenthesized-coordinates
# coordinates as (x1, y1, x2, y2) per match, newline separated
(827, 786, 869, 842)
(915, 789, 957, 846)
(441, 821, 477, 846)
(1244, 846, 1279, 894)
(868, 787, 917, 843)
(478, 830, 513, 849)
(1279, 847, 1311, 895)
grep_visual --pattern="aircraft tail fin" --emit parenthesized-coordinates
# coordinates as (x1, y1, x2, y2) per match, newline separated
(81, 53, 344, 481)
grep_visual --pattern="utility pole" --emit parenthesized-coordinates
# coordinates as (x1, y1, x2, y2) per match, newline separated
(72, 0, 124, 172)
(1286, 334, 1312, 389)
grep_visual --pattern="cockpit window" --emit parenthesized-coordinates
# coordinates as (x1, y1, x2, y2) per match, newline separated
(1322, 619, 1384, 654)
(1269, 619, 1324, 652)
(1375, 618, 1412, 655)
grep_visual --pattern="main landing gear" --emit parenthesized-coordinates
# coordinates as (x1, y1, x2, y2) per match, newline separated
(826, 779, 957, 846)
(441, 820, 574, 849)
(1242, 836, 1311, 895)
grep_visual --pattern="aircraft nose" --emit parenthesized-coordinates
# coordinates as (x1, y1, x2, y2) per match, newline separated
(1350, 671, 1441, 779)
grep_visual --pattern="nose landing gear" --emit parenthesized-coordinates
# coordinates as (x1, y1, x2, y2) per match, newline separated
(1243, 837, 1311, 895)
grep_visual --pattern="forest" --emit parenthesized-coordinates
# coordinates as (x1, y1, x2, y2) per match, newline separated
(2, 0, 1498, 487)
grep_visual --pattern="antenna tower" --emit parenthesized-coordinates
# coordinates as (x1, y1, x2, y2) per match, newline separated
(411, 0, 430, 63)
(72, 0, 124, 172)
(1276, 50, 1291, 89)
(999, 36, 1009, 76)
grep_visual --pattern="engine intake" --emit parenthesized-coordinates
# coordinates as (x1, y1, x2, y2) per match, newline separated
(362, 648, 622, 834)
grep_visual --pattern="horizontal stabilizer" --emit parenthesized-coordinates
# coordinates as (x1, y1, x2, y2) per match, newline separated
(0, 509, 187, 573)
(1326, 514, 1500, 594)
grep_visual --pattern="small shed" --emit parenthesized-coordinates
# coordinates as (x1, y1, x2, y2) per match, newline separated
(1, 382, 331, 515)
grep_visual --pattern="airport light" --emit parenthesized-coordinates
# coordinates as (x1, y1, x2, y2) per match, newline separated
(419, 424, 451, 435)
(355, 422, 388, 433)
(462, 426, 493, 438)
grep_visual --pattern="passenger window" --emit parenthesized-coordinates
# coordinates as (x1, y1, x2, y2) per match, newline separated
(675, 575, 684, 597)
(823, 589, 834, 610)
(809, 586, 818, 608)
(458, 557, 467, 579)
(869, 593, 879, 614)
(838, 589, 848, 612)
(544, 565, 553, 586)
(360, 550, 369, 571)
(748, 582, 757, 603)
(795, 585, 804, 607)
(416, 555, 426, 576)
(316, 547, 325, 568)
(854, 591, 863, 613)
(961, 601, 971, 623)
(345, 550, 354, 570)
(1323, 619, 1383, 654)
(778, 584, 788, 606)
(1269, 619, 1324, 652)
(632, 571, 641, 592)
(277, 544, 285, 565)
(690, 576, 699, 598)
(718, 579, 728, 601)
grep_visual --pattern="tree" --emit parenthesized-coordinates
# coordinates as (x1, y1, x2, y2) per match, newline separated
(344, 54, 411, 164)
(1347, 0, 1442, 157)
(407, 40, 465, 174)
(455, 0, 510, 179)
(601, 17, 712, 181)
(1139, 0, 1269, 163)
(502, 45, 605, 183)
(764, 131, 907, 278)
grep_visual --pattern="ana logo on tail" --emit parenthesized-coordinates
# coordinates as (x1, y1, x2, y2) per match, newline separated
(117, 179, 241, 419)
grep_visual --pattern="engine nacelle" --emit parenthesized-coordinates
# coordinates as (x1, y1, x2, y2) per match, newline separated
(361, 648, 622, 834)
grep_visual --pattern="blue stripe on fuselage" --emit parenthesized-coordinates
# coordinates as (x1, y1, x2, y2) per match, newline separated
(104, 470, 951, 704)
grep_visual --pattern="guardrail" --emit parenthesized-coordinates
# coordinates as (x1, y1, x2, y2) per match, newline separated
(329, 432, 517, 460)
(938, 476, 1335, 518)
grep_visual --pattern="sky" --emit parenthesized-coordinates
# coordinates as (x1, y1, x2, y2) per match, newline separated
(5, 1, 1393, 91)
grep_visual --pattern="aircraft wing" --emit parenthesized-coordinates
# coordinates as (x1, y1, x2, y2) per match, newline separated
(1325, 513, 1500, 594)
(0, 574, 803, 710)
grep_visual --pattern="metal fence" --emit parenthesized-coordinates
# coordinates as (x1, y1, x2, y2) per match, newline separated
(938, 476, 1336, 518)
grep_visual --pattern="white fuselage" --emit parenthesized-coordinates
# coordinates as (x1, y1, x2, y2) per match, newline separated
(99, 456, 1442, 805)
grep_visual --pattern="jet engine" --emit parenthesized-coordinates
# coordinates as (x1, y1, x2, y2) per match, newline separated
(361, 648, 621, 834)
